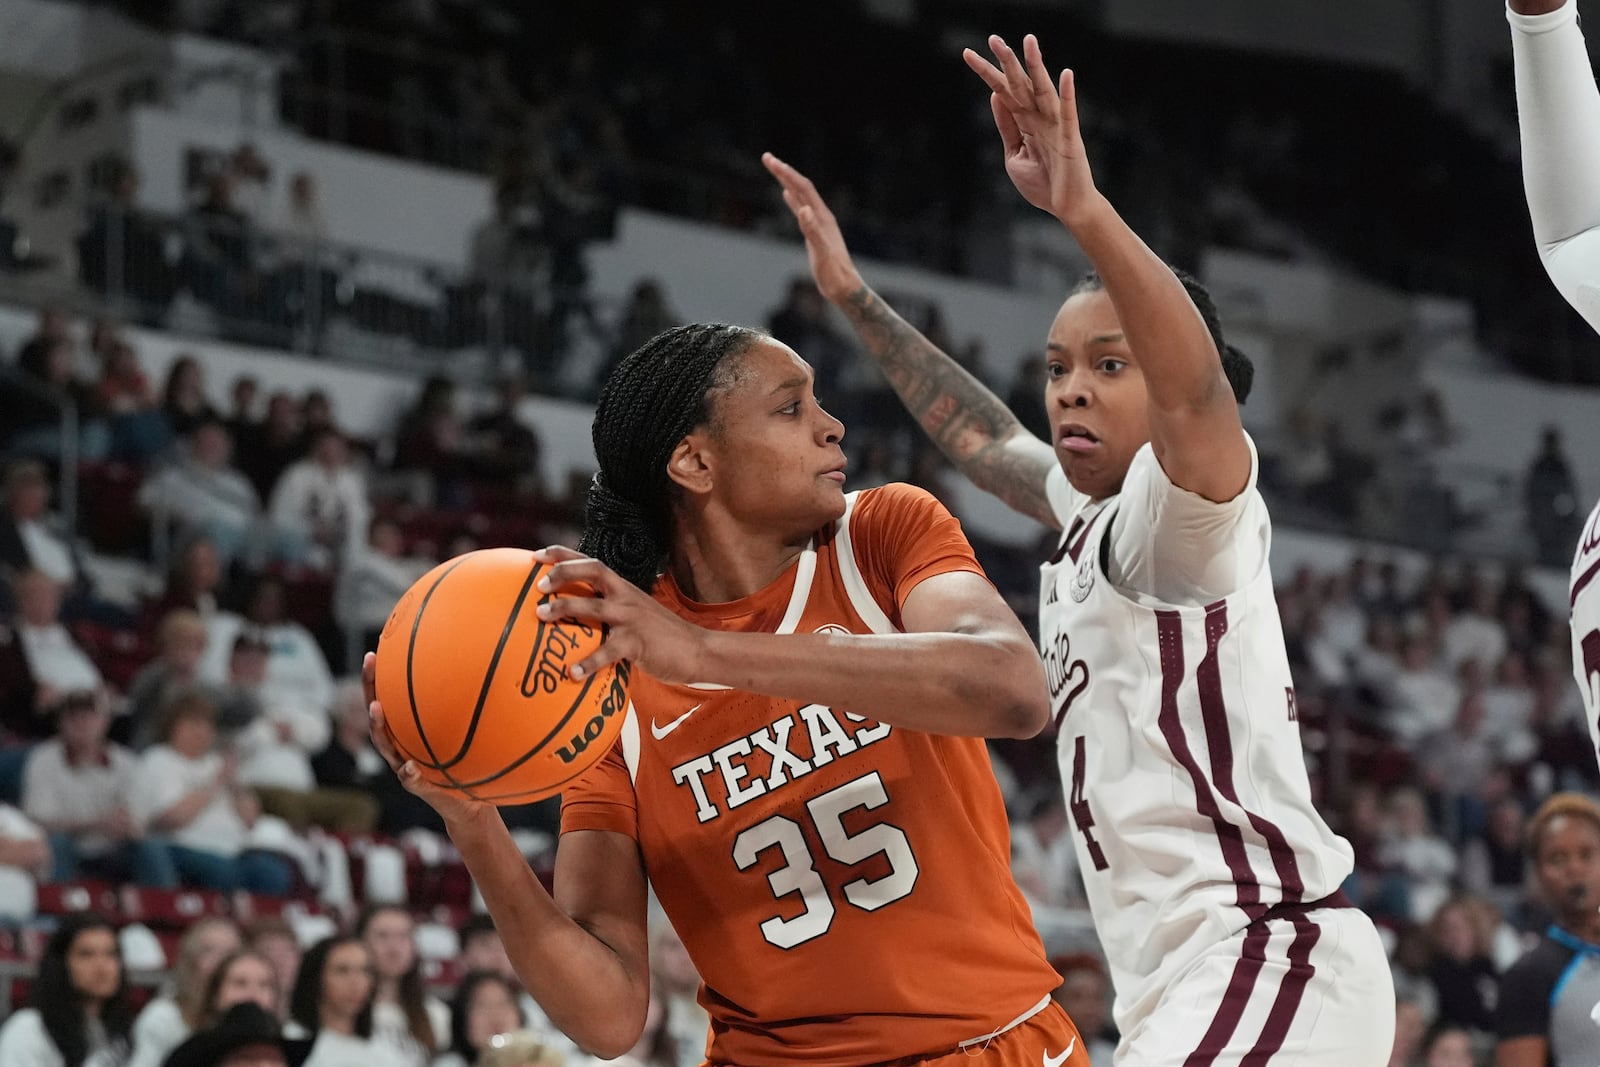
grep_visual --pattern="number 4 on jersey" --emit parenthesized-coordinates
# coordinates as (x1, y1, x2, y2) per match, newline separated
(1070, 736, 1109, 872)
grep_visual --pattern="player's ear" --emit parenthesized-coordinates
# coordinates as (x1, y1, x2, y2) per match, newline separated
(667, 432, 715, 496)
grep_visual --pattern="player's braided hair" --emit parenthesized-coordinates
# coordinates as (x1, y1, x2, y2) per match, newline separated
(581, 323, 758, 591)
(1072, 268, 1255, 404)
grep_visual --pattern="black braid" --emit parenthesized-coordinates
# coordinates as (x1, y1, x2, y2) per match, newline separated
(581, 323, 759, 591)
(1072, 269, 1254, 404)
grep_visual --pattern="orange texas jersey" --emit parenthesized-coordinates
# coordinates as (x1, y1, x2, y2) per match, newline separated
(561, 483, 1058, 1067)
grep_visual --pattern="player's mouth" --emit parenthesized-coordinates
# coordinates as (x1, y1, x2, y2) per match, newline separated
(1057, 423, 1102, 455)
(821, 461, 848, 484)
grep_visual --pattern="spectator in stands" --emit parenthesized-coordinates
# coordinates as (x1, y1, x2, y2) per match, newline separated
(236, 391, 303, 502)
(335, 517, 432, 664)
(244, 917, 302, 1019)
(1460, 797, 1530, 925)
(1494, 794, 1600, 1066)
(0, 799, 49, 919)
(285, 935, 377, 1063)
(0, 459, 82, 592)
(163, 1002, 290, 1067)
(225, 375, 260, 449)
(268, 428, 369, 571)
(1382, 787, 1459, 922)
(127, 610, 219, 747)
(650, 922, 709, 1067)
(314, 680, 429, 836)
(597, 279, 679, 398)
(1443, 580, 1508, 675)
(766, 276, 848, 396)
(128, 691, 293, 893)
(1387, 635, 1460, 746)
(203, 575, 335, 715)
(200, 949, 280, 1024)
(0, 912, 132, 1065)
(277, 171, 327, 250)
(1427, 896, 1499, 1032)
(1009, 792, 1083, 910)
(137, 420, 296, 570)
(1, 327, 110, 462)
(1048, 956, 1115, 1067)
(1525, 426, 1582, 568)
(161, 354, 220, 438)
(437, 972, 526, 1067)
(300, 390, 338, 446)
(3, 569, 107, 736)
(358, 904, 448, 1066)
(94, 339, 170, 461)
(229, 145, 272, 226)
(394, 376, 470, 510)
(22, 689, 145, 883)
(128, 915, 241, 1067)
(465, 375, 545, 498)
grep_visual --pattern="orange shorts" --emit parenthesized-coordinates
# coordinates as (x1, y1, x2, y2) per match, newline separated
(914, 1001, 1088, 1067)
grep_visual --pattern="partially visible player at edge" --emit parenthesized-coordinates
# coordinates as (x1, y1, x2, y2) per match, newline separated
(766, 34, 1393, 1064)
(1506, 0, 1600, 761)
(362, 335, 1088, 1061)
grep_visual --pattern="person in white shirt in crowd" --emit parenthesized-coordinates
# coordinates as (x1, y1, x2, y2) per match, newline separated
(456, 915, 578, 1059)
(138, 419, 305, 569)
(0, 459, 101, 617)
(647, 922, 709, 1067)
(357, 904, 449, 1067)
(198, 949, 282, 1025)
(126, 609, 221, 748)
(277, 171, 327, 250)
(435, 971, 527, 1067)
(285, 935, 378, 1067)
(0, 800, 50, 920)
(269, 429, 369, 572)
(128, 915, 241, 1067)
(127, 690, 293, 893)
(202, 576, 335, 716)
(1386, 634, 1461, 745)
(21, 689, 149, 883)
(1010, 791, 1086, 910)
(0, 913, 133, 1067)
(1379, 786, 1458, 922)
(334, 516, 433, 661)
(1441, 581, 1508, 674)
(13, 568, 106, 711)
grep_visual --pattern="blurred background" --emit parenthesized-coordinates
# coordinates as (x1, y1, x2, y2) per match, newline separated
(0, 1, 1591, 1065)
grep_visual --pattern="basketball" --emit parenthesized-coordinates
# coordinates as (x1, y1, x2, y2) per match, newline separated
(373, 548, 632, 804)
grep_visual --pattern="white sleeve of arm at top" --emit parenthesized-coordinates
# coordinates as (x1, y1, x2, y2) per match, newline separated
(1107, 435, 1269, 606)
(1511, 0, 1600, 330)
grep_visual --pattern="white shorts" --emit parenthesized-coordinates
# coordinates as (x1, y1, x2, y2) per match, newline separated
(1116, 906, 1394, 1067)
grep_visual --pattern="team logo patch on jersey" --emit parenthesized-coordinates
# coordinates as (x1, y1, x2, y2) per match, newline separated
(1069, 553, 1095, 603)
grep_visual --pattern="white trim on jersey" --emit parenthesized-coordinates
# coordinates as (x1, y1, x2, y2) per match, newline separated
(775, 540, 819, 635)
(620, 702, 641, 783)
(834, 491, 897, 636)
(956, 994, 1052, 1049)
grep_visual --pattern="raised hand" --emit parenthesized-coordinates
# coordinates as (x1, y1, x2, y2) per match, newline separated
(363, 651, 492, 828)
(962, 34, 1101, 227)
(762, 152, 865, 304)
(532, 545, 710, 686)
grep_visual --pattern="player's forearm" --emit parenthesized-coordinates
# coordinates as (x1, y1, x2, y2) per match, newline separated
(835, 284, 1056, 524)
(445, 811, 648, 1058)
(1510, 0, 1600, 328)
(699, 628, 1049, 738)
(1060, 194, 1231, 414)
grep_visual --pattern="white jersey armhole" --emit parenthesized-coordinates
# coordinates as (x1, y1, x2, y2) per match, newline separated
(835, 491, 899, 636)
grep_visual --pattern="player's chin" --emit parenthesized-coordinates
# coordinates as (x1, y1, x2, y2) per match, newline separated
(1060, 454, 1117, 499)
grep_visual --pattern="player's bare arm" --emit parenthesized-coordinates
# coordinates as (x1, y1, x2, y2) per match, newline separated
(1509, 0, 1566, 14)
(535, 548, 1050, 739)
(966, 35, 1251, 503)
(763, 152, 1061, 529)
(362, 654, 651, 1059)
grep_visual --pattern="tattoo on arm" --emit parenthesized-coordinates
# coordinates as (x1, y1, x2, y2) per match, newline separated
(842, 286, 1059, 527)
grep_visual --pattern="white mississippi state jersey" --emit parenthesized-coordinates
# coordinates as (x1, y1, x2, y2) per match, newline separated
(1039, 444, 1355, 1033)
(1573, 500, 1600, 754)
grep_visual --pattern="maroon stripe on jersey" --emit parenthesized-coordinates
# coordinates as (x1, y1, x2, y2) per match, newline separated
(1155, 610, 1264, 920)
(1195, 601, 1306, 904)
(1239, 916, 1322, 1067)
(1572, 555, 1600, 608)
(1182, 922, 1271, 1067)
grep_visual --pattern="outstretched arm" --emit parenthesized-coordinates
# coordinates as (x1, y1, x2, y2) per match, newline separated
(1509, 0, 1600, 330)
(763, 153, 1061, 529)
(966, 35, 1250, 503)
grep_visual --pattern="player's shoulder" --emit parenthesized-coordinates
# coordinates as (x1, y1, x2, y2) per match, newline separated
(1571, 498, 1600, 586)
(1504, 933, 1578, 988)
(847, 482, 951, 528)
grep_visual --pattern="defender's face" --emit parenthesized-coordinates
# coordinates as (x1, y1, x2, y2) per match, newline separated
(1044, 290, 1150, 501)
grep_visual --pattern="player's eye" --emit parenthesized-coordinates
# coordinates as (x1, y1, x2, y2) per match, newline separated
(778, 401, 800, 415)
(1098, 358, 1127, 374)
(1045, 362, 1065, 379)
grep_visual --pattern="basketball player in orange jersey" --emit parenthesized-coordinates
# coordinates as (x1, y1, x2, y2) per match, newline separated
(362, 322, 1089, 1064)
(767, 33, 1393, 1065)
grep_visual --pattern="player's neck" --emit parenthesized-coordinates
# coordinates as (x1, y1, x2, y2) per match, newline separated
(1559, 910, 1600, 944)
(668, 512, 809, 604)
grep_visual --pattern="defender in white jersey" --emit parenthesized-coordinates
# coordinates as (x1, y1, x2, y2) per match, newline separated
(1508, 0, 1600, 740)
(768, 32, 1392, 1066)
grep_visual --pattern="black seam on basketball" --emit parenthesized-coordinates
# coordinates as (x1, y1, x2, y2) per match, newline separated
(467, 716, 629, 800)
(444, 631, 604, 789)
(405, 556, 472, 792)
(432, 561, 543, 770)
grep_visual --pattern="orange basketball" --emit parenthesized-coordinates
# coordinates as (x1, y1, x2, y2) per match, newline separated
(374, 548, 632, 804)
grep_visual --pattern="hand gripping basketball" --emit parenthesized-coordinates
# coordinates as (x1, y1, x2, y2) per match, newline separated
(363, 651, 489, 828)
(532, 546, 711, 686)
